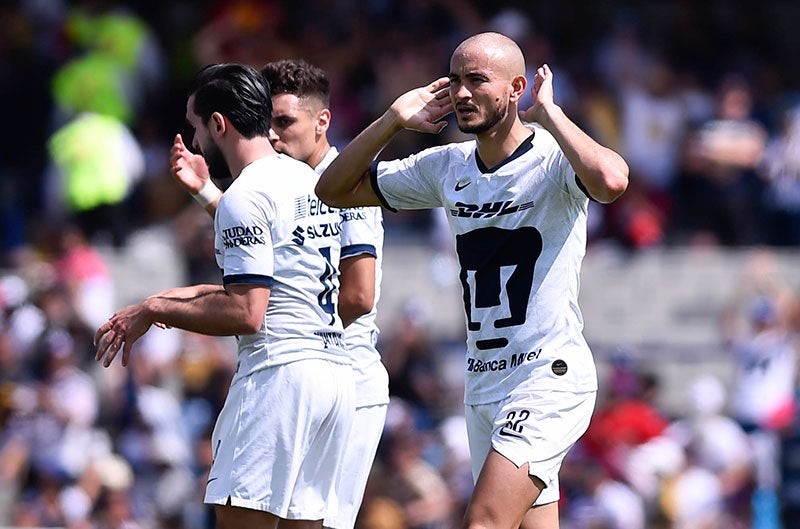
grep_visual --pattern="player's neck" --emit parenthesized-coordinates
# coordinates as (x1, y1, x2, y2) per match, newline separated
(230, 136, 277, 178)
(475, 118, 531, 168)
(307, 141, 331, 171)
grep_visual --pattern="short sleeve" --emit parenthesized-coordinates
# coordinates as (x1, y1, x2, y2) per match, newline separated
(215, 187, 275, 286)
(339, 206, 381, 260)
(372, 148, 447, 211)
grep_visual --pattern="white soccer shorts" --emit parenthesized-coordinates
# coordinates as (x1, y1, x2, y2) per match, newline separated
(465, 389, 596, 506)
(324, 402, 388, 529)
(204, 358, 355, 520)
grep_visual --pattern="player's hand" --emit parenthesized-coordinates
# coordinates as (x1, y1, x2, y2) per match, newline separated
(170, 134, 212, 194)
(94, 303, 153, 368)
(390, 77, 453, 134)
(520, 64, 556, 124)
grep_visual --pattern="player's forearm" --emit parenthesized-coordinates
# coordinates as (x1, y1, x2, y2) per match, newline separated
(153, 284, 220, 300)
(146, 287, 263, 336)
(316, 111, 402, 208)
(537, 103, 629, 203)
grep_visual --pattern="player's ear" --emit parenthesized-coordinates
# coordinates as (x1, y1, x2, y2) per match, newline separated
(316, 108, 331, 135)
(210, 112, 226, 136)
(509, 74, 527, 104)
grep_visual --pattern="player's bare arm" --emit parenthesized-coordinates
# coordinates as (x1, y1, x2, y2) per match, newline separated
(171, 133, 221, 215)
(94, 283, 270, 367)
(152, 284, 220, 300)
(316, 77, 453, 208)
(147, 284, 223, 329)
(338, 255, 376, 327)
(522, 64, 629, 203)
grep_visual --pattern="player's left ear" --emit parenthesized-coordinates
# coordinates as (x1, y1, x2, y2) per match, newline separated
(509, 74, 527, 103)
(315, 108, 331, 135)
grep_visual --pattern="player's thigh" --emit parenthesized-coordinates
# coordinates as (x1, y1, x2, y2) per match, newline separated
(520, 502, 559, 529)
(464, 389, 595, 515)
(280, 518, 325, 529)
(464, 449, 543, 529)
(215, 502, 280, 529)
(215, 504, 328, 529)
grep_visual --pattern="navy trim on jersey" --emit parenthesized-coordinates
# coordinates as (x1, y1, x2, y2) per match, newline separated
(341, 244, 377, 259)
(574, 175, 597, 202)
(370, 161, 398, 212)
(476, 132, 536, 173)
(223, 274, 274, 286)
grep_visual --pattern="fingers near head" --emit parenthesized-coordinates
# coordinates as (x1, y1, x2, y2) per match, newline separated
(430, 76, 450, 91)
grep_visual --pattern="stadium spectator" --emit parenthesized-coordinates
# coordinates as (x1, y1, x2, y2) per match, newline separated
(757, 104, 800, 246)
(679, 75, 768, 246)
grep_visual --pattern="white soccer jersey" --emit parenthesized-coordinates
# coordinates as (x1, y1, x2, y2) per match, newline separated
(730, 328, 798, 426)
(214, 154, 348, 377)
(317, 147, 389, 407)
(373, 125, 597, 405)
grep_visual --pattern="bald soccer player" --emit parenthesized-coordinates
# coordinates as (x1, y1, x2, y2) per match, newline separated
(315, 32, 629, 529)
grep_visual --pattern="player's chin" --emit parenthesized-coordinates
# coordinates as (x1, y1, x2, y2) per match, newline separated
(457, 119, 487, 134)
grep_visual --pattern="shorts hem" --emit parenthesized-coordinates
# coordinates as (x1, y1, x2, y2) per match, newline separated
(204, 495, 326, 520)
(489, 447, 561, 505)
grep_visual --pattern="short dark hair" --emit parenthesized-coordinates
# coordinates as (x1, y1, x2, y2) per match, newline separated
(261, 59, 330, 108)
(189, 63, 272, 137)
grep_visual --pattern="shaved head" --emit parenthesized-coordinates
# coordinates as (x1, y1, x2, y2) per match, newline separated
(451, 32, 525, 79)
(448, 32, 527, 135)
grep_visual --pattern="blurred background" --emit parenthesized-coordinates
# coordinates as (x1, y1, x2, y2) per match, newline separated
(2, 1, 800, 528)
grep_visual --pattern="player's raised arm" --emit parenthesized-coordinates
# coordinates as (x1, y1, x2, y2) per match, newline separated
(522, 64, 629, 203)
(315, 77, 453, 209)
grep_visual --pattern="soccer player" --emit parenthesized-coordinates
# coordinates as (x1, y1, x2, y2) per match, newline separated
(315, 32, 629, 529)
(95, 63, 354, 529)
(263, 59, 389, 529)
(171, 59, 389, 529)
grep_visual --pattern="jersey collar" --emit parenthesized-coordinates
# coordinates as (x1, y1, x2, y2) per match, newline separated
(475, 132, 536, 174)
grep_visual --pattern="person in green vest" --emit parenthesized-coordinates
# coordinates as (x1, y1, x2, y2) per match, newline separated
(47, 112, 144, 247)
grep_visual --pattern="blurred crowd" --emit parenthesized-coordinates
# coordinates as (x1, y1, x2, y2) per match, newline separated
(2, 1, 800, 528)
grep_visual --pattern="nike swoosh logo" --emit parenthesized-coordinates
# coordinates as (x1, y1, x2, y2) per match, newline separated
(455, 181, 471, 191)
(207, 477, 218, 484)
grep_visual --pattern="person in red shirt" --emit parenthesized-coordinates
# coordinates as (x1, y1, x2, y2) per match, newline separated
(582, 359, 669, 481)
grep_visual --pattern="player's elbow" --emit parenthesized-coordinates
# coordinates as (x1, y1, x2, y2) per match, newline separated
(232, 314, 262, 335)
(350, 294, 374, 317)
(338, 294, 374, 327)
(314, 180, 336, 206)
(591, 163, 629, 204)
(237, 304, 267, 335)
(315, 169, 347, 207)
(316, 169, 374, 208)
(315, 182, 354, 209)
